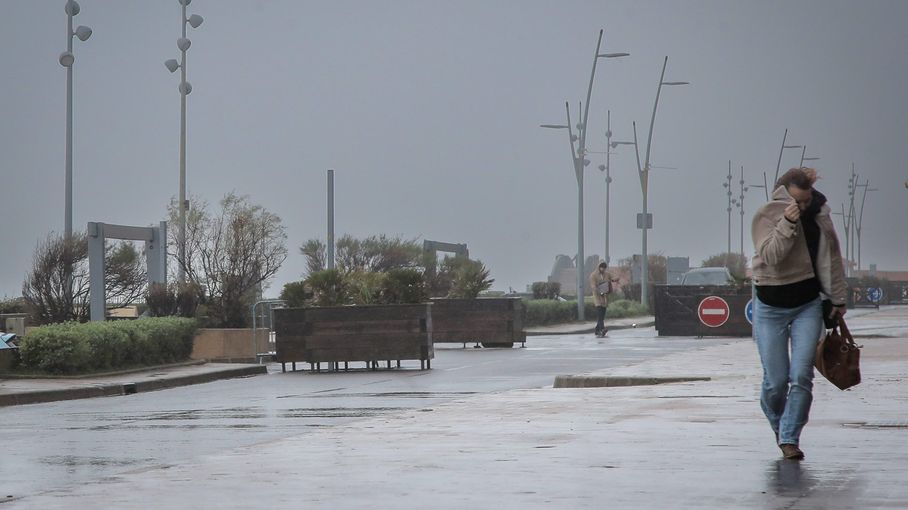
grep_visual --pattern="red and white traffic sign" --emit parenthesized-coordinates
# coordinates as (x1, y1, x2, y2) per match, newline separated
(698, 296, 730, 328)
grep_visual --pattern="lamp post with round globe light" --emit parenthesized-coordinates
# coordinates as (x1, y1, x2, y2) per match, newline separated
(60, 0, 92, 240)
(164, 0, 204, 282)
(540, 30, 628, 320)
(599, 109, 636, 266)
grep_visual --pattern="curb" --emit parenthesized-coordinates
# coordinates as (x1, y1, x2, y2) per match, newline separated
(0, 365, 267, 407)
(0, 359, 207, 380)
(526, 320, 655, 337)
(553, 374, 711, 388)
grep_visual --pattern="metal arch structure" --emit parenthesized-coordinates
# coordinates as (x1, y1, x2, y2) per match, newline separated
(88, 221, 168, 321)
(423, 240, 468, 263)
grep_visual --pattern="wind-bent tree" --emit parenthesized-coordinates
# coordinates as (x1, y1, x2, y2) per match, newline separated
(168, 192, 288, 327)
(23, 232, 147, 324)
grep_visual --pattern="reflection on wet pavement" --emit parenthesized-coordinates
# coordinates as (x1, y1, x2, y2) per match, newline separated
(766, 460, 864, 508)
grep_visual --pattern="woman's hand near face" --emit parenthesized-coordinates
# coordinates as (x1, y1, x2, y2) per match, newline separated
(784, 201, 801, 222)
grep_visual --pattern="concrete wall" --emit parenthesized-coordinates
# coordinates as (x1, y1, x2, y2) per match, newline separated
(191, 329, 270, 363)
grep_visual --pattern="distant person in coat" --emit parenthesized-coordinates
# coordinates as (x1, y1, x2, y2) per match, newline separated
(589, 262, 618, 337)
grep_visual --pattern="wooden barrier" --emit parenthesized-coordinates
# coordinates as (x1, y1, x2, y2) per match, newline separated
(273, 303, 433, 371)
(430, 297, 526, 348)
(654, 285, 753, 337)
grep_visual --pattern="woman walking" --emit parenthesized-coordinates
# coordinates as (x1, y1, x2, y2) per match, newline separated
(751, 167, 847, 460)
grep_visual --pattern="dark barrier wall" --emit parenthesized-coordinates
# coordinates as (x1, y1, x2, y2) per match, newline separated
(654, 285, 753, 337)
(846, 280, 908, 307)
(274, 304, 434, 368)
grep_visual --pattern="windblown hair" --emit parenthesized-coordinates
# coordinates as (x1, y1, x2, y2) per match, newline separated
(776, 167, 818, 189)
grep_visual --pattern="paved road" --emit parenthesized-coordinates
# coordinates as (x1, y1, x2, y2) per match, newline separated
(1, 327, 729, 499)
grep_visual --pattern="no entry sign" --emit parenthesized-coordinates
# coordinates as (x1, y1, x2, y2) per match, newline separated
(698, 296, 730, 328)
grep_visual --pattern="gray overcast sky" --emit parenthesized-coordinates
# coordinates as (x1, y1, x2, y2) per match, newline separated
(2, 0, 907, 298)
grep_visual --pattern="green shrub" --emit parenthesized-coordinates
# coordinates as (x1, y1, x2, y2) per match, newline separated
(146, 282, 202, 318)
(531, 282, 547, 299)
(381, 268, 427, 304)
(306, 269, 348, 306)
(146, 283, 175, 317)
(606, 299, 650, 319)
(18, 317, 198, 375)
(345, 270, 387, 305)
(279, 280, 311, 308)
(531, 282, 561, 299)
(525, 300, 575, 326)
(17, 322, 92, 374)
(524, 298, 649, 326)
(447, 259, 493, 299)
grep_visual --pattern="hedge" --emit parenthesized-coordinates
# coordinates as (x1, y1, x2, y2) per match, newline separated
(525, 298, 649, 327)
(17, 317, 198, 375)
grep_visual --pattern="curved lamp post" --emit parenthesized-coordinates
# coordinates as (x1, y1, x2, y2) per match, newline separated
(60, 0, 92, 240)
(632, 56, 688, 308)
(541, 29, 627, 320)
(600, 109, 635, 266)
(165, 0, 203, 282)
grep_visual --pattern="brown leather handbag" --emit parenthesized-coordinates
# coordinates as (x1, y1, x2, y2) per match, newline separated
(815, 315, 862, 390)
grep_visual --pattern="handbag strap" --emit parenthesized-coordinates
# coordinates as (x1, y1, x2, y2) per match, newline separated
(835, 314, 859, 349)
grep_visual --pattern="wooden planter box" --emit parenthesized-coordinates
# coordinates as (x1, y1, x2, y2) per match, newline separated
(654, 285, 752, 337)
(430, 297, 526, 348)
(273, 303, 433, 371)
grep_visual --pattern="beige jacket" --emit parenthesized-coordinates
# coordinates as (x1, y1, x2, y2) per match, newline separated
(589, 269, 615, 307)
(751, 185, 847, 305)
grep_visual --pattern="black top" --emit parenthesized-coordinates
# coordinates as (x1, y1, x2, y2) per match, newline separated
(756, 189, 827, 309)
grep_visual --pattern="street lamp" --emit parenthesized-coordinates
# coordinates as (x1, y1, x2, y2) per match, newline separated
(799, 146, 820, 169)
(631, 56, 688, 308)
(60, 0, 92, 240)
(540, 29, 627, 321)
(745, 168, 768, 202)
(600, 109, 635, 266)
(730, 165, 748, 257)
(854, 179, 877, 273)
(773, 128, 803, 185)
(722, 161, 733, 256)
(165, 0, 204, 282)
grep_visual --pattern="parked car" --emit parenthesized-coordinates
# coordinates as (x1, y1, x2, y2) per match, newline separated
(680, 267, 735, 286)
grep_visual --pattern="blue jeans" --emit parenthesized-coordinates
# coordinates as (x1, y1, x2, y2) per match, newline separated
(753, 296, 823, 446)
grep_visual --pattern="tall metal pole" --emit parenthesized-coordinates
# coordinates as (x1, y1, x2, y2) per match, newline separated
(327, 169, 335, 270)
(605, 111, 612, 265)
(725, 161, 732, 256)
(573, 29, 605, 321)
(839, 203, 851, 277)
(738, 166, 745, 256)
(639, 57, 668, 308)
(61, 1, 90, 239)
(774, 128, 788, 186)
(849, 164, 857, 275)
(64, 10, 74, 240)
(856, 178, 867, 273)
(177, 1, 188, 282)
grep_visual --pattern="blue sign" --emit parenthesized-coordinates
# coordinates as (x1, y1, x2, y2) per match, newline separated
(868, 287, 883, 303)
(745, 299, 753, 325)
